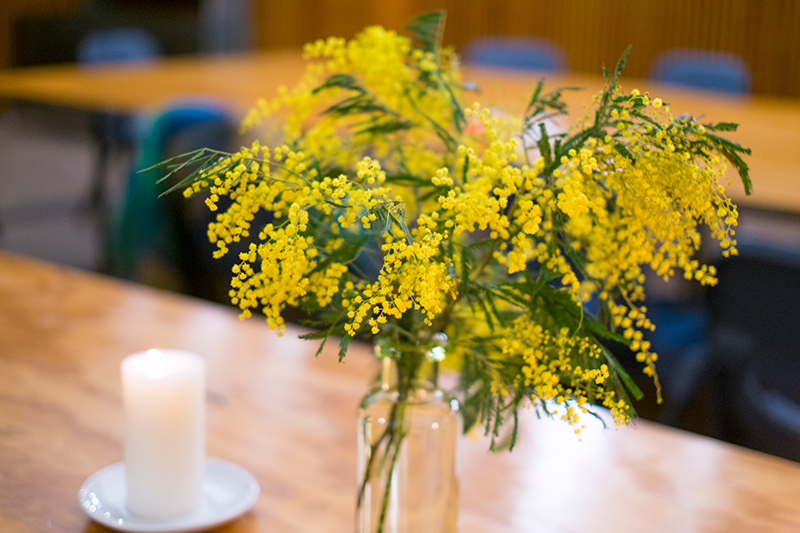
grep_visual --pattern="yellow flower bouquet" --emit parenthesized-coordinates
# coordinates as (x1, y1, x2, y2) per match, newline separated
(156, 11, 750, 532)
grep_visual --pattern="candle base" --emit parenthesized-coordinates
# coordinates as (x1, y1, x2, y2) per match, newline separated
(126, 500, 199, 521)
(78, 458, 260, 532)
(125, 463, 202, 520)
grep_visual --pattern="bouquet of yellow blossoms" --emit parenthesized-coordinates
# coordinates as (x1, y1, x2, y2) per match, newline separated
(159, 12, 750, 445)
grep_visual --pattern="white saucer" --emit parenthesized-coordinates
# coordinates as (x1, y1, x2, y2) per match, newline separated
(79, 457, 260, 532)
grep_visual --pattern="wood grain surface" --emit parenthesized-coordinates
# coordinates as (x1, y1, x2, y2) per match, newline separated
(0, 51, 796, 213)
(1, 250, 800, 532)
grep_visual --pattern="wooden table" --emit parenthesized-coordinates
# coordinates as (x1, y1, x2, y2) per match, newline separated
(1, 249, 800, 532)
(0, 51, 799, 213)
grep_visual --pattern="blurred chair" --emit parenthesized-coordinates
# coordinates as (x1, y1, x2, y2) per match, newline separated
(659, 240, 800, 461)
(77, 28, 162, 65)
(649, 48, 751, 94)
(106, 102, 239, 303)
(76, 28, 163, 217)
(647, 300, 709, 422)
(706, 241, 800, 461)
(462, 36, 566, 72)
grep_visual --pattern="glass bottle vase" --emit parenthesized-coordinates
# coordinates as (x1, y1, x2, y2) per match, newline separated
(356, 356, 461, 533)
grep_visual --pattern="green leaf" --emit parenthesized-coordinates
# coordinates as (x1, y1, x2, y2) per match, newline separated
(419, 185, 450, 202)
(313, 73, 365, 95)
(300, 314, 348, 358)
(706, 133, 751, 155)
(629, 108, 663, 130)
(307, 234, 369, 276)
(536, 123, 553, 168)
(524, 85, 581, 130)
(724, 151, 753, 195)
(381, 208, 393, 234)
(583, 315, 631, 345)
(446, 249, 457, 281)
(705, 132, 753, 194)
(583, 408, 608, 429)
(593, 46, 631, 121)
(611, 45, 631, 86)
(338, 334, 352, 362)
(476, 296, 495, 333)
(298, 330, 330, 340)
(384, 173, 434, 186)
(313, 339, 328, 358)
(703, 121, 739, 132)
(405, 11, 446, 54)
(326, 98, 387, 116)
(597, 341, 643, 400)
(614, 142, 634, 162)
(459, 247, 473, 296)
(315, 74, 422, 143)
(153, 148, 231, 197)
(355, 117, 416, 137)
(466, 237, 500, 251)
(442, 80, 467, 133)
(406, 93, 458, 152)
(405, 11, 466, 134)
(390, 210, 415, 244)
(509, 409, 519, 451)
(553, 138, 562, 156)
(483, 289, 507, 328)
(147, 147, 206, 176)
(525, 79, 546, 114)
(491, 284, 533, 307)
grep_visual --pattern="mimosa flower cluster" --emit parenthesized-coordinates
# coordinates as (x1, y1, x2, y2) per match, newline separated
(163, 13, 750, 441)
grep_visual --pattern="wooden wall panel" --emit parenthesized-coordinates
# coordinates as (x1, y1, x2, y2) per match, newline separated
(254, 0, 800, 97)
(255, 0, 376, 47)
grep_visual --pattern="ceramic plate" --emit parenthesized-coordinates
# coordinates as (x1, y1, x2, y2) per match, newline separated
(78, 458, 259, 532)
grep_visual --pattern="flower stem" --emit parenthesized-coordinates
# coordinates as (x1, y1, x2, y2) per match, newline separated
(376, 403, 407, 533)
(357, 402, 397, 508)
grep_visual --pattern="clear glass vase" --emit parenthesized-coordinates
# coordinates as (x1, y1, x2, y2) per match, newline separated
(356, 348, 461, 533)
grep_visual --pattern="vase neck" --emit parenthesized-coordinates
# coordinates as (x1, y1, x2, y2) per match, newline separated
(380, 354, 439, 393)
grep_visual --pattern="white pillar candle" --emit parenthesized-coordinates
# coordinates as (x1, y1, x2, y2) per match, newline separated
(121, 349, 206, 518)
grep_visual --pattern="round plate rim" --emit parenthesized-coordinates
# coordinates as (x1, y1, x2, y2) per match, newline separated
(78, 457, 260, 533)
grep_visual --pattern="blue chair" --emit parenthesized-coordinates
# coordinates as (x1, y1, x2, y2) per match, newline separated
(77, 28, 162, 65)
(76, 28, 163, 219)
(706, 241, 800, 461)
(649, 301, 709, 426)
(649, 49, 751, 94)
(656, 240, 800, 462)
(462, 36, 566, 72)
